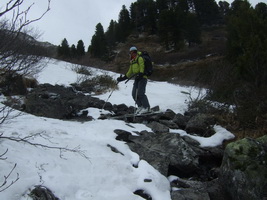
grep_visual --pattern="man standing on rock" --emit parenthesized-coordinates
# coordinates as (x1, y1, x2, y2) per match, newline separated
(117, 46, 150, 114)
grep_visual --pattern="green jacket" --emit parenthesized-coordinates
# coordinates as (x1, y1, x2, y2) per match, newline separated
(126, 52, 147, 79)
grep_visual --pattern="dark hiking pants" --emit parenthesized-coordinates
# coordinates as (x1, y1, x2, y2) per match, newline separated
(132, 78, 150, 109)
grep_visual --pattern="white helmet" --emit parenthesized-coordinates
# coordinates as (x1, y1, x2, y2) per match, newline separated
(129, 46, 137, 52)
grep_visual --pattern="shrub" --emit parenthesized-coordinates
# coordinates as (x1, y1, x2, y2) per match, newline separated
(75, 74, 117, 94)
(71, 64, 92, 75)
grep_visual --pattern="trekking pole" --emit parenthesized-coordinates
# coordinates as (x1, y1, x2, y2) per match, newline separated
(101, 81, 119, 111)
(133, 87, 138, 121)
(101, 73, 135, 112)
(125, 73, 137, 84)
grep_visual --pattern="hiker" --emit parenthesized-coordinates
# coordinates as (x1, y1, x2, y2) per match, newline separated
(117, 46, 150, 114)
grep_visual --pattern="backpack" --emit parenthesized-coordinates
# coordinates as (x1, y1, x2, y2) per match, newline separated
(138, 51, 153, 76)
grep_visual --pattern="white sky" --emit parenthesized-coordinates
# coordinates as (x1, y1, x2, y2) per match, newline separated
(0, 0, 265, 48)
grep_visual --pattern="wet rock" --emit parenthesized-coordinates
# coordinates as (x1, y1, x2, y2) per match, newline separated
(220, 135, 267, 200)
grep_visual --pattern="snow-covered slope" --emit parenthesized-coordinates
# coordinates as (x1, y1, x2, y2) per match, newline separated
(0, 58, 234, 200)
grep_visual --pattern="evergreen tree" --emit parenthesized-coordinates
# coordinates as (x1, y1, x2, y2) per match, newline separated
(158, 9, 177, 49)
(156, 0, 168, 13)
(178, 0, 190, 12)
(183, 12, 201, 45)
(255, 2, 267, 19)
(117, 5, 131, 42)
(157, 1, 201, 50)
(192, 0, 220, 25)
(130, 0, 157, 34)
(130, 2, 139, 31)
(70, 44, 77, 58)
(227, 0, 267, 87)
(145, 0, 158, 34)
(57, 38, 70, 58)
(105, 20, 117, 47)
(77, 40, 85, 57)
(89, 23, 108, 59)
(218, 1, 230, 18)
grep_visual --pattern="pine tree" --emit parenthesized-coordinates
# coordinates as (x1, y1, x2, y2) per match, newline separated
(155, 0, 168, 12)
(57, 38, 70, 58)
(130, 0, 157, 34)
(227, 0, 267, 87)
(105, 20, 117, 47)
(183, 12, 201, 46)
(192, 0, 220, 25)
(77, 40, 85, 57)
(158, 9, 177, 49)
(117, 5, 131, 42)
(218, 1, 230, 23)
(89, 23, 108, 59)
(70, 44, 77, 58)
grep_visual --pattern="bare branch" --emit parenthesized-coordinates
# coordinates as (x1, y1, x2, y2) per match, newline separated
(1, 0, 51, 75)
(0, 104, 22, 126)
(0, 134, 90, 160)
(13, 0, 51, 33)
(0, 164, 19, 192)
(0, 0, 23, 17)
(0, 149, 8, 160)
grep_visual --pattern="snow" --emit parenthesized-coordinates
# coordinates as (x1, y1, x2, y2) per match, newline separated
(170, 125, 235, 147)
(0, 58, 235, 200)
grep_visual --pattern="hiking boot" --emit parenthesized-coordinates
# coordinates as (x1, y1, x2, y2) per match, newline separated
(138, 107, 150, 114)
(135, 107, 143, 114)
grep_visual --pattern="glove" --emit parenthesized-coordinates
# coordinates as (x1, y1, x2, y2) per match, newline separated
(117, 75, 127, 82)
(135, 73, 144, 81)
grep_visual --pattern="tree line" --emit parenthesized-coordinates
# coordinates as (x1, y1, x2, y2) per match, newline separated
(57, 39, 85, 59)
(88, 0, 229, 59)
(58, 0, 266, 62)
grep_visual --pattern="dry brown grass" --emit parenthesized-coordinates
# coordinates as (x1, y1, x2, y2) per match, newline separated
(211, 105, 267, 142)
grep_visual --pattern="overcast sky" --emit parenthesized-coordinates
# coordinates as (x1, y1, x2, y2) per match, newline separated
(1, 0, 265, 48)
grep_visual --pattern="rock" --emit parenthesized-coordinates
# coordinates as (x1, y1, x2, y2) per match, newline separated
(185, 113, 216, 137)
(107, 144, 124, 155)
(134, 189, 152, 200)
(29, 185, 59, 200)
(114, 129, 132, 142)
(146, 121, 169, 133)
(159, 120, 179, 129)
(220, 135, 267, 200)
(161, 109, 176, 120)
(113, 103, 129, 115)
(24, 84, 110, 119)
(171, 189, 210, 200)
(173, 113, 188, 129)
(128, 131, 199, 176)
(150, 105, 160, 112)
(170, 177, 228, 200)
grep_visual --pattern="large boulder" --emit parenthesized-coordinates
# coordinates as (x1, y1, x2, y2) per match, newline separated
(220, 135, 267, 200)
(128, 131, 199, 176)
(185, 113, 216, 137)
(170, 178, 228, 200)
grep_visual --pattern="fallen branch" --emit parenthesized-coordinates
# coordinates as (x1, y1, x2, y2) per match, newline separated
(0, 163, 19, 192)
(0, 134, 90, 160)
